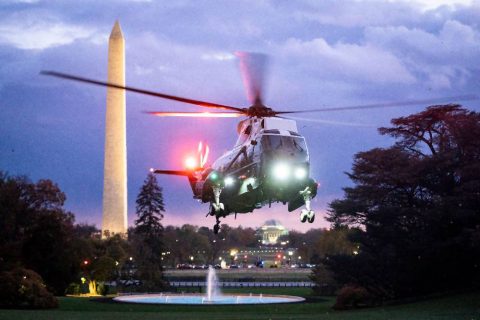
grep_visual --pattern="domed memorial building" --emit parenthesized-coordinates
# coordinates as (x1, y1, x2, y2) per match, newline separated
(257, 219, 289, 245)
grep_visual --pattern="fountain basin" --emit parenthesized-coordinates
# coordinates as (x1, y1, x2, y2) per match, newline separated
(114, 293, 305, 305)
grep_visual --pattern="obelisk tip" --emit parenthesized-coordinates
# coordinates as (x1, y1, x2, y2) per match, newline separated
(110, 20, 124, 39)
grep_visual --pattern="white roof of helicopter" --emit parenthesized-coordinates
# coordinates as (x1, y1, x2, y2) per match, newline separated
(263, 117, 298, 132)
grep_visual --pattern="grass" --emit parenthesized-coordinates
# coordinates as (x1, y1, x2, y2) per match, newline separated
(0, 289, 478, 320)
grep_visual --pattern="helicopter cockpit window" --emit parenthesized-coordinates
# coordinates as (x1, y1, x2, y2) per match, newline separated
(243, 125, 252, 135)
(261, 135, 306, 153)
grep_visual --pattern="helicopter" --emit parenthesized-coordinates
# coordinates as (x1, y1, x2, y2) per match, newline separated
(41, 53, 477, 234)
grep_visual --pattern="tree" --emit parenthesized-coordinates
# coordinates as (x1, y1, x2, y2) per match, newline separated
(324, 105, 480, 300)
(132, 173, 167, 290)
(0, 173, 82, 295)
(310, 228, 357, 295)
(0, 268, 58, 309)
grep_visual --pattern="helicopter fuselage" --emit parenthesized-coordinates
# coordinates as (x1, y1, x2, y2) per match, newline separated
(189, 117, 318, 216)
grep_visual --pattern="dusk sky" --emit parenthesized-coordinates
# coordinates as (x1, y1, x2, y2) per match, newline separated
(1, 0, 479, 232)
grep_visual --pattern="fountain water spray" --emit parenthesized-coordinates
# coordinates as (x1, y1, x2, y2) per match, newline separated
(206, 266, 221, 301)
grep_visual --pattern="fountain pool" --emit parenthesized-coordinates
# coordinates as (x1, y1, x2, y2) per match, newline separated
(114, 266, 305, 305)
(114, 293, 305, 305)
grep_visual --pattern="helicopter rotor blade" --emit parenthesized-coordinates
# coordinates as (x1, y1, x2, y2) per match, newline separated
(40, 70, 245, 113)
(274, 94, 478, 115)
(236, 52, 268, 105)
(144, 111, 244, 117)
(278, 115, 376, 127)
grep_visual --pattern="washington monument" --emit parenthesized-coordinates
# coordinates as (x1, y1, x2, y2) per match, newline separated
(102, 21, 127, 238)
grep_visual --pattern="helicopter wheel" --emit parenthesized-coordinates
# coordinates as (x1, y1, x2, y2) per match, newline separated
(307, 211, 315, 223)
(300, 209, 308, 223)
(213, 223, 220, 234)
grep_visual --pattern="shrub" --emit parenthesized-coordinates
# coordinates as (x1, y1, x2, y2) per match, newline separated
(333, 285, 373, 310)
(0, 268, 58, 309)
(310, 262, 338, 296)
(65, 283, 80, 295)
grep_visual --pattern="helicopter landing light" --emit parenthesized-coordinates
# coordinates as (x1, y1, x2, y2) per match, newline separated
(294, 167, 307, 179)
(224, 176, 235, 186)
(272, 162, 290, 181)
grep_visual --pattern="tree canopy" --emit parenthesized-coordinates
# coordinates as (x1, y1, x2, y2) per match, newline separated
(324, 105, 480, 300)
(131, 173, 167, 290)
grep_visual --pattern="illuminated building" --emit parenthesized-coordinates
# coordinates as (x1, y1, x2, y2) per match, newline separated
(257, 219, 289, 245)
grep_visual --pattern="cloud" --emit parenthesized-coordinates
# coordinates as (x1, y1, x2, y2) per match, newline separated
(0, 11, 97, 50)
(396, 0, 474, 11)
(1, 0, 40, 3)
(364, 19, 480, 89)
(201, 52, 235, 61)
(293, 0, 419, 28)
(280, 37, 416, 84)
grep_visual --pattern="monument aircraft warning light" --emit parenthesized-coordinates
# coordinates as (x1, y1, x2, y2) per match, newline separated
(41, 50, 477, 234)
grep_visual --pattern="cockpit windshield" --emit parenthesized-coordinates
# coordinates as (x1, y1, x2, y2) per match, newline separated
(261, 135, 307, 153)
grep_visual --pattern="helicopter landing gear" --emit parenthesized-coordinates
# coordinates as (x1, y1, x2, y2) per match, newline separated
(211, 186, 224, 213)
(208, 186, 224, 216)
(211, 186, 225, 234)
(300, 187, 315, 223)
(213, 216, 221, 234)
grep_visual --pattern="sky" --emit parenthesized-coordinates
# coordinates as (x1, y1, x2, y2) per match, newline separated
(0, 0, 479, 232)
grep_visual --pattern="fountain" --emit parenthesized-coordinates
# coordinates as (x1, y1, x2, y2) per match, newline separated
(206, 266, 220, 302)
(114, 266, 304, 305)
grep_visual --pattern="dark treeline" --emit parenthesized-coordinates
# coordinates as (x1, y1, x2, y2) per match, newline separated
(0, 171, 333, 308)
(312, 105, 480, 308)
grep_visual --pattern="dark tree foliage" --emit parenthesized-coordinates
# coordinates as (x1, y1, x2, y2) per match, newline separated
(325, 105, 480, 300)
(132, 173, 167, 290)
(74, 223, 100, 239)
(0, 173, 81, 295)
(0, 268, 58, 309)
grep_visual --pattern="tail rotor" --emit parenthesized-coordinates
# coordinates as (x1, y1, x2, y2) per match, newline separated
(198, 141, 210, 169)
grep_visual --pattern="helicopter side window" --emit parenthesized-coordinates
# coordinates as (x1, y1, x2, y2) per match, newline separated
(243, 125, 252, 135)
(292, 137, 305, 152)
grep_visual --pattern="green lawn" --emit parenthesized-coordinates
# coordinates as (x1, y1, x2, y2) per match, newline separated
(0, 290, 478, 320)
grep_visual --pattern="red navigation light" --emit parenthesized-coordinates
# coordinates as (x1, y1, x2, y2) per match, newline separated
(184, 156, 197, 170)
(83, 260, 89, 265)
